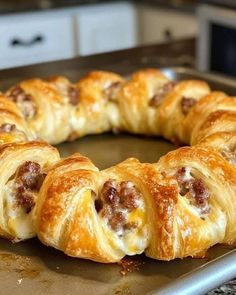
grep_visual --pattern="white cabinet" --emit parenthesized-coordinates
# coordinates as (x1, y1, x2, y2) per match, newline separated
(75, 2, 137, 55)
(138, 6, 198, 44)
(0, 12, 75, 68)
(0, 2, 196, 69)
(0, 2, 137, 69)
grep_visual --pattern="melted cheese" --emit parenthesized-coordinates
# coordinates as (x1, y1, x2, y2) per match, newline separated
(128, 208, 145, 224)
(4, 181, 35, 239)
(99, 198, 150, 256)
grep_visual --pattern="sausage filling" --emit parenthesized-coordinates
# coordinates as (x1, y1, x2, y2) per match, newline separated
(175, 167, 210, 218)
(96, 179, 142, 235)
(149, 81, 176, 107)
(104, 81, 122, 102)
(0, 123, 16, 133)
(68, 86, 80, 105)
(181, 97, 196, 115)
(7, 86, 36, 119)
(11, 161, 46, 213)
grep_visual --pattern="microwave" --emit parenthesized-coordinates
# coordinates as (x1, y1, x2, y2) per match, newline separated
(197, 4, 236, 76)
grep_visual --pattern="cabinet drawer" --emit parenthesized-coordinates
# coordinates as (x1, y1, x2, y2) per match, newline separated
(0, 13, 75, 68)
(75, 2, 137, 55)
(139, 7, 198, 44)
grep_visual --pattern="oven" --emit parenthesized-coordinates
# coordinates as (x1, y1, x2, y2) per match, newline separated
(197, 4, 236, 76)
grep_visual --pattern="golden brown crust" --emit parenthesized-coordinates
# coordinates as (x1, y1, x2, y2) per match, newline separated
(0, 68, 235, 264)
(158, 80, 210, 143)
(192, 110, 236, 145)
(198, 132, 236, 166)
(118, 68, 170, 134)
(181, 92, 228, 144)
(183, 92, 236, 145)
(6, 79, 71, 144)
(155, 146, 236, 257)
(71, 71, 125, 138)
(112, 158, 179, 260)
(0, 141, 60, 240)
(35, 153, 125, 263)
(0, 94, 34, 143)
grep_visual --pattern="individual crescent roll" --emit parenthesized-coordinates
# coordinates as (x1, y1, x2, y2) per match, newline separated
(68, 71, 124, 140)
(35, 154, 152, 262)
(192, 110, 236, 145)
(0, 141, 59, 241)
(6, 79, 71, 144)
(118, 68, 173, 134)
(198, 132, 236, 166)
(182, 92, 236, 145)
(158, 80, 211, 143)
(46, 76, 78, 105)
(0, 94, 35, 143)
(106, 157, 177, 261)
(155, 146, 236, 258)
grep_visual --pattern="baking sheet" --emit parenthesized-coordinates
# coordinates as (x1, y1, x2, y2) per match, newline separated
(0, 66, 236, 295)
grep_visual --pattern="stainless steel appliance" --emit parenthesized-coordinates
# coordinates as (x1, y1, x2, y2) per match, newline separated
(197, 4, 236, 76)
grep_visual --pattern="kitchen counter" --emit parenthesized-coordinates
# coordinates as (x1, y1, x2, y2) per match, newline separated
(208, 279, 236, 294)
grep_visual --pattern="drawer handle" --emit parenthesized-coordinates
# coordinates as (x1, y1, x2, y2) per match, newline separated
(10, 35, 44, 47)
(164, 29, 173, 41)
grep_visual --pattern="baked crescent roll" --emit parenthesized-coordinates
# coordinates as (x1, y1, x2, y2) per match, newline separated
(182, 92, 236, 145)
(198, 132, 236, 166)
(118, 68, 173, 134)
(6, 79, 71, 144)
(158, 80, 211, 143)
(105, 157, 177, 262)
(192, 110, 236, 145)
(0, 141, 59, 241)
(35, 154, 152, 262)
(181, 92, 228, 144)
(0, 94, 35, 143)
(156, 146, 236, 257)
(68, 71, 124, 140)
(46, 76, 78, 105)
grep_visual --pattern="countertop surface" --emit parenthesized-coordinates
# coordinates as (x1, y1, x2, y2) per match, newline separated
(208, 279, 236, 294)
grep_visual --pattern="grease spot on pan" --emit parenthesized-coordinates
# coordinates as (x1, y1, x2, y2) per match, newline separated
(113, 282, 132, 295)
(0, 252, 42, 279)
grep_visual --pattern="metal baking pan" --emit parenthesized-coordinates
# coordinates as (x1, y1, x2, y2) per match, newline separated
(0, 64, 236, 295)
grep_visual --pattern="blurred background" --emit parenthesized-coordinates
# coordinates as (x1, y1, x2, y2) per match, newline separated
(0, 0, 236, 76)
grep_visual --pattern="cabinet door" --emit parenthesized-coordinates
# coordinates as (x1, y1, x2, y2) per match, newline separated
(0, 12, 75, 68)
(75, 2, 137, 55)
(138, 6, 198, 44)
